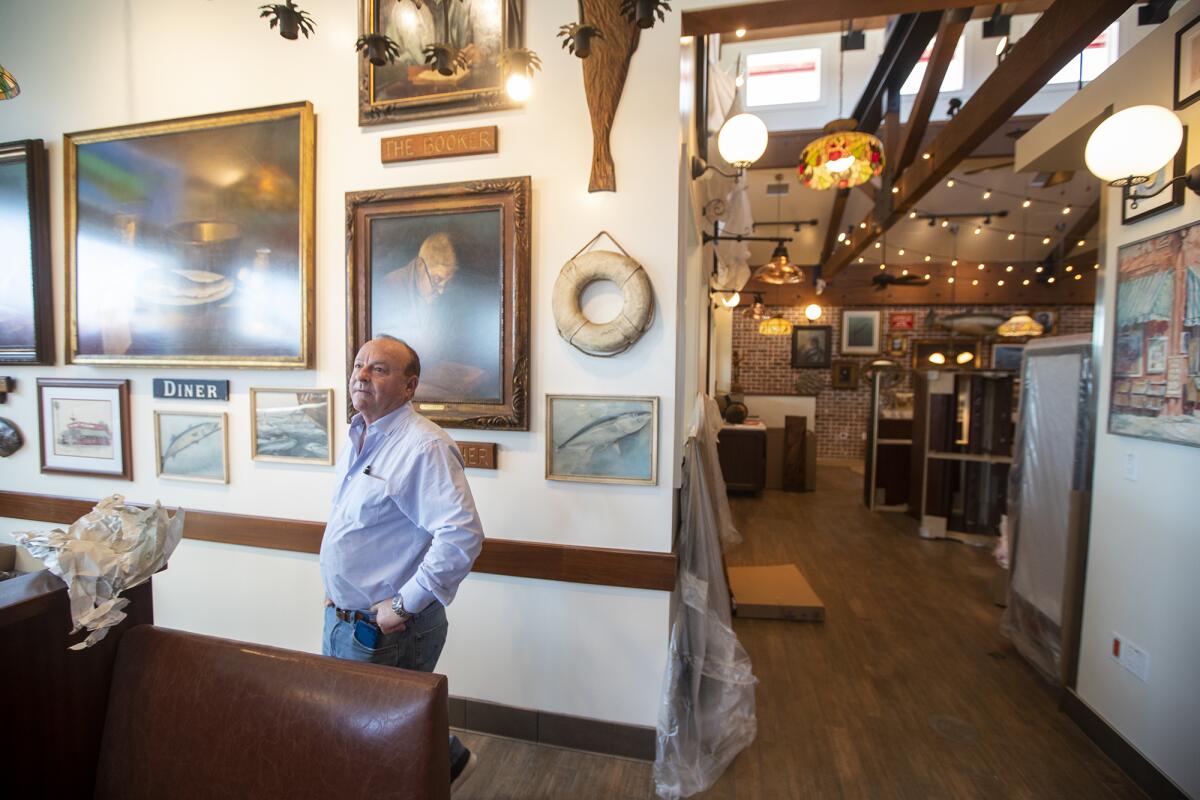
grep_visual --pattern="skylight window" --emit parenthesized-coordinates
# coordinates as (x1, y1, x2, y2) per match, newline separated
(1048, 23, 1120, 85)
(745, 48, 822, 107)
(900, 37, 965, 96)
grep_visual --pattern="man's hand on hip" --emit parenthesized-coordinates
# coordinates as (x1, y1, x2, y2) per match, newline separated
(324, 597, 334, 607)
(371, 599, 408, 634)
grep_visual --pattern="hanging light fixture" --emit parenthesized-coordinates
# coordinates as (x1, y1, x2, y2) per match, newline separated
(758, 315, 794, 336)
(742, 293, 767, 320)
(754, 241, 804, 284)
(0, 64, 17, 100)
(799, 119, 885, 191)
(927, 343, 975, 366)
(797, 39, 884, 190)
(998, 312, 1045, 337)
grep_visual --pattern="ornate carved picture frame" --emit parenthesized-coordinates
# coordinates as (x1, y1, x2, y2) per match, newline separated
(346, 177, 531, 430)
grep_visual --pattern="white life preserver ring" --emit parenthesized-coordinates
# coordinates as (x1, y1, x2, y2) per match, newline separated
(553, 249, 655, 357)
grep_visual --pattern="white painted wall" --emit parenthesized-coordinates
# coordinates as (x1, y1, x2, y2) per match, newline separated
(0, 0, 687, 727)
(1016, 5, 1200, 794)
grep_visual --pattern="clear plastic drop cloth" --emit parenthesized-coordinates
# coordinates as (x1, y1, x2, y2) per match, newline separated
(654, 394, 756, 799)
(13, 495, 183, 649)
(1001, 335, 1094, 682)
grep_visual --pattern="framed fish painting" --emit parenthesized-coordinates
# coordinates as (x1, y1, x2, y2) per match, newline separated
(154, 410, 229, 483)
(545, 395, 657, 485)
(250, 387, 333, 465)
(37, 378, 132, 480)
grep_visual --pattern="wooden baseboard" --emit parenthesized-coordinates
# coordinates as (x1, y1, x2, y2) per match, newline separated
(449, 696, 656, 761)
(0, 490, 676, 592)
(1061, 689, 1189, 800)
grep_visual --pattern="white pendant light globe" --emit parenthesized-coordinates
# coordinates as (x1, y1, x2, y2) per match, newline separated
(721, 291, 741, 308)
(717, 113, 769, 169)
(804, 303, 822, 321)
(1085, 105, 1183, 186)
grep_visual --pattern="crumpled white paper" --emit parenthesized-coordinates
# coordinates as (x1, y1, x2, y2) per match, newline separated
(13, 495, 183, 649)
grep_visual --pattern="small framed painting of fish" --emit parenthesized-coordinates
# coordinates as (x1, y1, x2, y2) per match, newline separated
(154, 410, 229, 484)
(37, 378, 132, 480)
(250, 388, 333, 465)
(545, 395, 657, 485)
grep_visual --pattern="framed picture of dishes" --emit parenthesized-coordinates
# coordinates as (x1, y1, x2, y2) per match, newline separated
(358, 0, 523, 126)
(250, 387, 333, 465)
(154, 410, 229, 483)
(545, 394, 657, 485)
(64, 102, 315, 367)
(346, 177, 531, 430)
(0, 139, 53, 365)
(37, 378, 132, 480)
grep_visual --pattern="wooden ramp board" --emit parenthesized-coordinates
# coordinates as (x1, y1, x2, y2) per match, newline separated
(729, 564, 825, 622)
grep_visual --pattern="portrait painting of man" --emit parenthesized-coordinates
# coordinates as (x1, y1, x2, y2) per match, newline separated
(348, 178, 530, 430)
(370, 211, 502, 404)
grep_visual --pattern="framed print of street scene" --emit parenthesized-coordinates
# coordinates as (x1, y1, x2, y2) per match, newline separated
(346, 177, 530, 430)
(37, 378, 131, 480)
(65, 102, 315, 367)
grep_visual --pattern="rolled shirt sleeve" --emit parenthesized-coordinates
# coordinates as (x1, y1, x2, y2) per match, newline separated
(390, 440, 485, 614)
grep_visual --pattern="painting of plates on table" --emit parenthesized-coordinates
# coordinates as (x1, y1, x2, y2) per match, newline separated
(251, 388, 333, 465)
(64, 102, 314, 367)
(545, 395, 657, 485)
(155, 411, 229, 483)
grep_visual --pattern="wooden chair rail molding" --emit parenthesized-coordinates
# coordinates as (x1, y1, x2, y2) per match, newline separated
(0, 491, 677, 592)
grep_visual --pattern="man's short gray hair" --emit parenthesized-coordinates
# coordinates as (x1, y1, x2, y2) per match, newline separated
(373, 334, 421, 378)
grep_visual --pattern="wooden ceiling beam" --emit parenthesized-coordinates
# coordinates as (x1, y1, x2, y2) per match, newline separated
(681, 0, 982, 37)
(853, 13, 943, 133)
(823, 0, 1135, 279)
(895, 8, 972, 176)
(820, 190, 851, 266)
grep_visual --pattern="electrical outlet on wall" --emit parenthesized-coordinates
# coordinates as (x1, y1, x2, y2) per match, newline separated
(1122, 452, 1138, 481)
(1111, 632, 1151, 682)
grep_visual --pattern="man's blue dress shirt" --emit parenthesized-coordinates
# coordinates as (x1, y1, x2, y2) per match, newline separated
(319, 403, 484, 613)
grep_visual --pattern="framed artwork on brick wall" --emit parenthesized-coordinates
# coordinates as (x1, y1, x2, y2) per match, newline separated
(841, 310, 881, 355)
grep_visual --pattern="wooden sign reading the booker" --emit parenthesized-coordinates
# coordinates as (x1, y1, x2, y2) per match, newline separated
(381, 126, 498, 164)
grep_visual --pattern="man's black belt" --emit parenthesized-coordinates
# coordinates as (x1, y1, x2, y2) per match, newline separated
(334, 607, 374, 624)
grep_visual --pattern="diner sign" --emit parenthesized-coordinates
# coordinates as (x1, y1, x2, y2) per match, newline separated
(381, 126, 498, 164)
(153, 378, 229, 401)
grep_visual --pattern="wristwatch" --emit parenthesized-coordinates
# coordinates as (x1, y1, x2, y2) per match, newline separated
(391, 593, 413, 623)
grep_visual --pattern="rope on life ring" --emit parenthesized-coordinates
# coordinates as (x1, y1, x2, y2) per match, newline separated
(553, 232, 655, 357)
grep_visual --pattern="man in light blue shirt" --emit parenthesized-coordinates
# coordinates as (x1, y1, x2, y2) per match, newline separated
(320, 334, 484, 792)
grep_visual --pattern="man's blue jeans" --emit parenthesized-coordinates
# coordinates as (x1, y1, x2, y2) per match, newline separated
(322, 604, 467, 766)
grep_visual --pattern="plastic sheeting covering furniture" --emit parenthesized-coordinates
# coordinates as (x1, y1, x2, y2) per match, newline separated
(1001, 335, 1095, 682)
(654, 394, 757, 798)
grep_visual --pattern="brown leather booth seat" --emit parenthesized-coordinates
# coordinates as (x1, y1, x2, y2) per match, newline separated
(94, 626, 450, 800)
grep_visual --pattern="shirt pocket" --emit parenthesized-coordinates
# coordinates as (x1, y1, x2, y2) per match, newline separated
(339, 472, 391, 528)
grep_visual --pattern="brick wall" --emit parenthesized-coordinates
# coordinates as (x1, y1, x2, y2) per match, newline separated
(731, 304, 1094, 459)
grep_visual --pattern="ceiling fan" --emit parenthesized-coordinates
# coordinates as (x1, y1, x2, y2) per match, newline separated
(872, 273, 929, 290)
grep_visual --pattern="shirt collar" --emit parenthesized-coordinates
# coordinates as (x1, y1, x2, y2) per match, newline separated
(350, 402, 414, 438)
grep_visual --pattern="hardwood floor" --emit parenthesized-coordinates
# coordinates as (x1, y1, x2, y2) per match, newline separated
(452, 466, 1142, 799)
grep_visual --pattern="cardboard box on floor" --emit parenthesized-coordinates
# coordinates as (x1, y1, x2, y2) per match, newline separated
(728, 564, 825, 622)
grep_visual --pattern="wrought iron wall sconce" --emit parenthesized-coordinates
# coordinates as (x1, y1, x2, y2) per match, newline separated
(620, 0, 671, 30)
(1086, 105, 1200, 205)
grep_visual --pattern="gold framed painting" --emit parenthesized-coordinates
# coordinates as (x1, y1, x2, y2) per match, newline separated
(358, 0, 522, 125)
(250, 387, 334, 465)
(65, 102, 315, 368)
(346, 177, 531, 430)
(545, 394, 658, 485)
(0, 139, 53, 365)
(154, 410, 229, 484)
